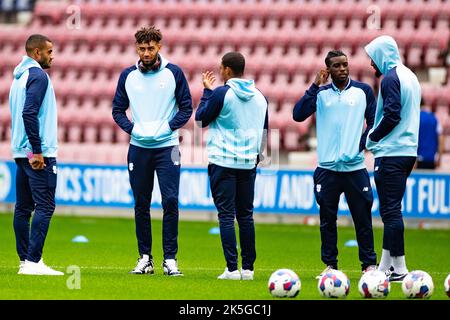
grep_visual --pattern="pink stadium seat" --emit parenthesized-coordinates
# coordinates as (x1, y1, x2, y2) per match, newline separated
(67, 124, 83, 143)
(84, 125, 98, 143)
(283, 129, 301, 151)
(424, 44, 444, 67)
(0, 141, 12, 160)
(1, 0, 448, 159)
(57, 125, 67, 143)
(99, 124, 114, 143)
(115, 127, 130, 144)
(407, 44, 423, 68)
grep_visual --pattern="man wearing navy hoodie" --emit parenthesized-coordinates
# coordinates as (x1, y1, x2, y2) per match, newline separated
(9, 34, 63, 275)
(196, 52, 268, 280)
(112, 27, 192, 276)
(365, 35, 421, 282)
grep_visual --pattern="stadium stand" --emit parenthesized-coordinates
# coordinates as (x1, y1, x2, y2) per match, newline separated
(0, 0, 449, 166)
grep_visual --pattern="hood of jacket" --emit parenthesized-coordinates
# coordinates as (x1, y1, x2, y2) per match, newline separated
(13, 56, 42, 79)
(226, 78, 256, 101)
(364, 35, 402, 75)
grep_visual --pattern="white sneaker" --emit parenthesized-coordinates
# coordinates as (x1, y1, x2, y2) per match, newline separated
(162, 259, 183, 276)
(217, 268, 241, 280)
(21, 259, 64, 276)
(241, 269, 254, 280)
(17, 261, 25, 274)
(129, 254, 154, 274)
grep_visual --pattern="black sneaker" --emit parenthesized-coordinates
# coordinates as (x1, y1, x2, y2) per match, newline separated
(362, 265, 378, 274)
(129, 254, 154, 274)
(389, 272, 408, 282)
(162, 259, 183, 276)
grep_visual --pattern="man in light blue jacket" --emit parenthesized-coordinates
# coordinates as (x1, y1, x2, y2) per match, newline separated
(293, 50, 377, 278)
(9, 34, 63, 275)
(112, 26, 192, 276)
(196, 52, 268, 280)
(365, 35, 421, 282)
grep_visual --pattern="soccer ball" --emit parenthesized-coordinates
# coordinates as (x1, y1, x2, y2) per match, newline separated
(268, 269, 301, 298)
(318, 269, 350, 298)
(358, 270, 390, 298)
(444, 274, 450, 298)
(401, 270, 434, 299)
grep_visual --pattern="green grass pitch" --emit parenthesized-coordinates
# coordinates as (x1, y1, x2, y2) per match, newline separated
(0, 213, 449, 300)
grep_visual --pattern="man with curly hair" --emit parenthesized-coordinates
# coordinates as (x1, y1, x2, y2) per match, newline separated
(112, 26, 192, 276)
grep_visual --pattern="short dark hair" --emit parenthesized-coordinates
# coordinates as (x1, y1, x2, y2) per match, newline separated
(221, 52, 245, 76)
(135, 26, 162, 44)
(325, 50, 347, 67)
(25, 34, 52, 54)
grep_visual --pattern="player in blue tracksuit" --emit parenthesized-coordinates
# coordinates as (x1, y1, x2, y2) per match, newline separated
(196, 52, 268, 280)
(417, 98, 442, 169)
(293, 50, 377, 277)
(365, 35, 421, 281)
(112, 27, 192, 276)
(9, 34, 63, 275)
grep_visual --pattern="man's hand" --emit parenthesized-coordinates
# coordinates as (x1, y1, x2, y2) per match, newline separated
(202, 71, 216, 90)
(314, 69, 329, 86)
(29, 153, 46, 170)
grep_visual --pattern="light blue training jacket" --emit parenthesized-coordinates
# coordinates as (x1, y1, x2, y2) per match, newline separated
(9, 56, 58, 158)
(112, 54, 192, 149)
(293, 78, 376, 172)
(195, 78, 268, 170)
(365, 35, 421, 158)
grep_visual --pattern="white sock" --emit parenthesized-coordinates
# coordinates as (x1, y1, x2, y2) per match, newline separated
(378, 249, 393, 272)
(392, 255, 408, 274)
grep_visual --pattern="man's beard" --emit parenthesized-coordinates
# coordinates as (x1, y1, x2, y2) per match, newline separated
(139, 55, 161, 73)
(39, 59, 50, 69)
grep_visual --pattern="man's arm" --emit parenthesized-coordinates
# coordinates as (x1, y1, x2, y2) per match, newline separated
(195, 87, 228, 128)
(293, 84, 319, 122)
(166, 64, 193, 130)
(22, 67, 48, 155)
(293, 69, 327, 122)
(112, 69, 133, 134)
(22, 67, 48, 170)
(360, 85, 376, 152)
(257, 105, 269, 165)
(368, 74, 402, 142)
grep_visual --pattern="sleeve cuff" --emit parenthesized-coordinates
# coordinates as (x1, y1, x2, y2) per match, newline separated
(203, 88, 213, 97)
(368, 132, 380, 143)
(308, 83, 320, 94)
(32, 145, 42, 154)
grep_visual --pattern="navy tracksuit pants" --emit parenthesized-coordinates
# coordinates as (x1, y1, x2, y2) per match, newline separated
(373, 156, 416, 256)
(208, 163, 257, 272)
(313, 167, 377, 270)
(128, 144, 180, 260)
(14, 158, 57, 263)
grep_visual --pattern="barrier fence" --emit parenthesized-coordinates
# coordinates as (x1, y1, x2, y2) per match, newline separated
(0, 160, 449, 219)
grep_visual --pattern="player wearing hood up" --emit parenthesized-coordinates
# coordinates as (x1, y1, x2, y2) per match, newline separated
(196, 52, 268, 281)
(365, 35, 421, 282)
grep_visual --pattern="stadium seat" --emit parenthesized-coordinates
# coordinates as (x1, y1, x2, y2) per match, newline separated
(1, 0, 448, 160)
(424, 44, 444, 67)
(407, 44, 423, 68)
(0, 142, 12, 160)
